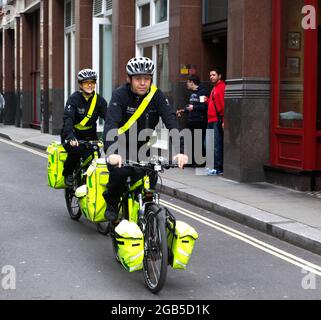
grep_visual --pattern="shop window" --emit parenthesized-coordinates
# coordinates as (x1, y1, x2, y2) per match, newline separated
(278, 0, 305, 129)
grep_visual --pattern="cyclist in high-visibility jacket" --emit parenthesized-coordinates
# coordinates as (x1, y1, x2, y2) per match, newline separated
(103, 57, 188, 223)
(61, 69, 107, 187)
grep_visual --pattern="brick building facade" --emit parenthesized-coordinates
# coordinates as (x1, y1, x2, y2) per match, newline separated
(1, 0, 320, 190)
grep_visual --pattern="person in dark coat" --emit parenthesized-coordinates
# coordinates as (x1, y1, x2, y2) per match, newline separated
(61, 69, 107, 186)
(176, 75, 208, 166)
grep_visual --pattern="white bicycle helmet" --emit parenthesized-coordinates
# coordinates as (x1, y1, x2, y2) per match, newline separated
(126, 57, 155, 76)
(77, 69, 97, 82)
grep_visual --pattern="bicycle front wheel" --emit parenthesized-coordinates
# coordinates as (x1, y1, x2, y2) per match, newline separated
(143, 204, 168, 293)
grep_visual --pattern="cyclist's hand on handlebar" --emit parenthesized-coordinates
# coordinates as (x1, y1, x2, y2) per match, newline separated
(173, 154, 188, 169)
(69, 139, 79, 147)
(106, 154, 122, 168)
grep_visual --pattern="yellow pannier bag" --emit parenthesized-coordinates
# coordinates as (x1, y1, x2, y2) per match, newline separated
(115, 220, 144, 272)
(77, 158, 109, 222)
(46, 141, 67, 189)
(167, 220, 199, 270)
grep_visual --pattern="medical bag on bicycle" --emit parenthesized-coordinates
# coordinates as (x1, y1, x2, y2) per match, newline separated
(46, 141, 67, 189)
(167, 215, 199, 270)
(77, 158, 109, 222)
(114, 219, 144, 272)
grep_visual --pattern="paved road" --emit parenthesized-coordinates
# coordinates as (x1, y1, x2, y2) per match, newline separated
(1, 138, 321, 300)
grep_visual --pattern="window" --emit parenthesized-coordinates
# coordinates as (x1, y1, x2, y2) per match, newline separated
(136, 1, 170, 92)
(156, 43, 170, 94)
(137, 0, 168, 29)
(278, 0, 305, 129)
(143, 46, 153, 59)
(141, 3, 150, 27)
(65, 0, 75, 28)
(155, 0, 167, 23)
(64, 0, 76, 101)
(203, 0, 228, 24)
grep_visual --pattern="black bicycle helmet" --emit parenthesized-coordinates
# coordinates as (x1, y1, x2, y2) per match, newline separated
(126, 57, 155, 76)
(77, 69, 97, 82)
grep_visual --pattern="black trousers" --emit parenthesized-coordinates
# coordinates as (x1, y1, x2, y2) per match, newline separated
(62, 144, 95, 177)
(103, 164, 157, 207)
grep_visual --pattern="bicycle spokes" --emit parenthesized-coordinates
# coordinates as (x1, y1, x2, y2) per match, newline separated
(143, 207, 168, 293)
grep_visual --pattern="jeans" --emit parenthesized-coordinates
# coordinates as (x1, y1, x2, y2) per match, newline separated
(206, 122, 223, 171)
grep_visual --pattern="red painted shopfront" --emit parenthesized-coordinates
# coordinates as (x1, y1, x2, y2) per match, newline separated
(268, 0, 321, 190)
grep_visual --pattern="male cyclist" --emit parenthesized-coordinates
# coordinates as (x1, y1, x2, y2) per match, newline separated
(61, 69, 107, 187)
(103, 57, 188, 222)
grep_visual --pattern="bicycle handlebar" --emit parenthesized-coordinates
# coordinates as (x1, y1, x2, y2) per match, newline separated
(76, 140, 104, 148)
(124, 157, 178, 172)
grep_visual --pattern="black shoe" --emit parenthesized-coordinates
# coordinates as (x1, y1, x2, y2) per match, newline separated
(64, 175, 74, 188)
(105, 205, 118, 223)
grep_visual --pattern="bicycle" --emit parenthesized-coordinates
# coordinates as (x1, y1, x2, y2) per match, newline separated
(64, 140, 110, 234)
(109, 156, 178, 293)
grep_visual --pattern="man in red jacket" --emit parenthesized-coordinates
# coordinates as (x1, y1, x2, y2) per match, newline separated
(206, 67, 226, 175)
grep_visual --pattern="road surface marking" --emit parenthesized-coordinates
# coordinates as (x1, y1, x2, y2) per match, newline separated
(2, 138, 320, 277)
(0, 137, 47, 158)
(161, 199, 321, 277)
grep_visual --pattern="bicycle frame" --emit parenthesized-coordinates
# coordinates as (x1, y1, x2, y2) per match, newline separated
(111, 158, 178, 293)
(72, 141, 102, 184)
(118, 173, 158, 225)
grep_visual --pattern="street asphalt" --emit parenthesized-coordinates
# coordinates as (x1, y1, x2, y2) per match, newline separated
(1, 140, 321, 300)
(1, 124, 321, 256)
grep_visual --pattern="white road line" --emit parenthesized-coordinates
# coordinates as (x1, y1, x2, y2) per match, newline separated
(0, 138, 47, 158)
(160, 199, 321, 277)
(2, 138, 321, 277)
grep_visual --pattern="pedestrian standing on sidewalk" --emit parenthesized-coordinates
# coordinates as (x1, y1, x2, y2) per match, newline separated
(176, 75, 208, 166)
(206, 67, 226, 175)
(61, 69, 107, 187)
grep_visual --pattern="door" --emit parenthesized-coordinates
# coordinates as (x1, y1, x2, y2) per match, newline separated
(270, 0, 318, 170)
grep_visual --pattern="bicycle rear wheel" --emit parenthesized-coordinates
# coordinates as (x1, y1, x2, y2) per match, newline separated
(96, 221, 111, 235)
(64, 188, 82, 220)
(143, 204, 168, 293)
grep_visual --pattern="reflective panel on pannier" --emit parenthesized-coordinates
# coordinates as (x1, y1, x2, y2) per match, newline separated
(78, 158, 109, 223)
(115, 220, 144, 272)
(167, 220, 198, 269)
(46, 141, 67, 189)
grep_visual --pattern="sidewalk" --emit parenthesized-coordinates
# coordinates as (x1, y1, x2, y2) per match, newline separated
(1, 124, 321, 255)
